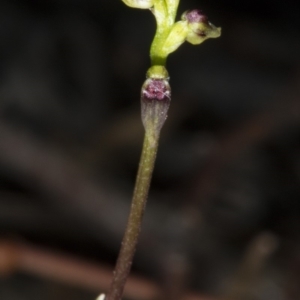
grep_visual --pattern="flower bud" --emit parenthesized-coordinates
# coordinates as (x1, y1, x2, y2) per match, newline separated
(141, 71, 171, 135)
(182, 9, 221, 45)
(122, 0, 154, 9)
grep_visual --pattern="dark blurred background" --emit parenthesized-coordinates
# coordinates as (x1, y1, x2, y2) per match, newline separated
(0, 0, 300, 299)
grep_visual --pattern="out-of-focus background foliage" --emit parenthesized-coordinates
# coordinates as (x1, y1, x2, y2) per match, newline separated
(0, 0, 300, 299)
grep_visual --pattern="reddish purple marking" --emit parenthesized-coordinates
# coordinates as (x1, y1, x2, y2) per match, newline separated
(143, 79, 170, 101)
(185, 9, 208, 24)
(196, 29, 207, 37)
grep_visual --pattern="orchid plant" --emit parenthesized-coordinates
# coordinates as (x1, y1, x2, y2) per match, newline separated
(102, 1, 220, 299)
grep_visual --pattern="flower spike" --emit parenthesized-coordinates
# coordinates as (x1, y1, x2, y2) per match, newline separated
(108, 2, 221, 300)
(122, 0, 221, 64)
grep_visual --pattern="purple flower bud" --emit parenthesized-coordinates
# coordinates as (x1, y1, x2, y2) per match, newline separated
(141, 78, 171, 134)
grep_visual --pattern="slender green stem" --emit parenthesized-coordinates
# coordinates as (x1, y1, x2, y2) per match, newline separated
(106, 130, 159, 300)
(106, 2, 220, 300)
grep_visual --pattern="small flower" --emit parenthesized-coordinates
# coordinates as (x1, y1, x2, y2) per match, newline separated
(182, 9, 221, 45)
(122, 0, 154, 9)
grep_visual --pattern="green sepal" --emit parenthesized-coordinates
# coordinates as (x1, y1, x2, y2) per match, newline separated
(161, 21, 189, 55)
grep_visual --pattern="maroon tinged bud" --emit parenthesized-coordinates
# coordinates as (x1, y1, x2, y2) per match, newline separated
(141, 78, 171, 134)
